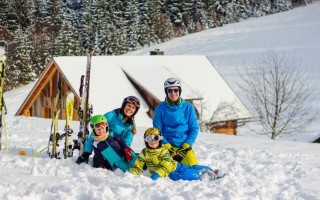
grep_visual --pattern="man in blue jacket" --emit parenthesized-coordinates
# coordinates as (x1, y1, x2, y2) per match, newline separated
(153, 77, 199, 166)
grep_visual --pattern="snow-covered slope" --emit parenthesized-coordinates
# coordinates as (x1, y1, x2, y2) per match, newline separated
(127, 2, 320, 142)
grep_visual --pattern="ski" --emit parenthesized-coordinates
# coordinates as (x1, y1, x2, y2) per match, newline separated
(0, 40, 8, 151)
(47, 75, 62, 157)
(52, 109, 61, 158)
(63, 91, 74, 158)
(73, 75, 84, 153)
(77, 49, 94, 156)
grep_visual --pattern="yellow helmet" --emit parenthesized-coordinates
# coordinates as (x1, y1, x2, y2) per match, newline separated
(144, 127, 162, 149)
(144, 127, 161, 137)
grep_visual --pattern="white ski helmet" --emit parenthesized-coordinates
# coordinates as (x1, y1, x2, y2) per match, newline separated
(164, 77, 181, 89)
(164, 77, 182, 95)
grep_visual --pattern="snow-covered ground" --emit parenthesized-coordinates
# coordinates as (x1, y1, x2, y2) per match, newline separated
(1, 2, 320, 200)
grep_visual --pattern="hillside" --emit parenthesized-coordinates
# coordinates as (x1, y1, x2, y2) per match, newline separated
(127, 2, 320, 142)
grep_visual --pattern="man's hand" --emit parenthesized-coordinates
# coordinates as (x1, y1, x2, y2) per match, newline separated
(173, 143, 192, 162)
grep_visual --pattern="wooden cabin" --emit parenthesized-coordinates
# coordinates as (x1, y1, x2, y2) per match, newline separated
(16, 62, 80, 120)
(207, 120, 238, 135)
(16, 56, 251, 132)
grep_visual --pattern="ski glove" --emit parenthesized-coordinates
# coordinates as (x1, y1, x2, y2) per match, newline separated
(150, 172, 160, 181)
(76, 152, 91, 164)
(163, 143, 176, 157)
(124, 147, 133, 162)
(173, 143, 192, 162)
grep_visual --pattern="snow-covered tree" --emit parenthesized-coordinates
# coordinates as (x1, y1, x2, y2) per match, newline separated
(13, 27, 36, 85)
(7, 0, 33, 32)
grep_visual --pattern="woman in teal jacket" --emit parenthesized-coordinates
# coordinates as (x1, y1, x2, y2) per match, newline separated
(104, 96, 140, 146)
(153, 78, 199, 166)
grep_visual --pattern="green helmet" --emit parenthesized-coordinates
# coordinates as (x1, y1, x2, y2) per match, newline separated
(90, 115, 107, 128)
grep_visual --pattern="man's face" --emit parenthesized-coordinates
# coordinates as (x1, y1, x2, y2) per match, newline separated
(167, 86, 180, 102)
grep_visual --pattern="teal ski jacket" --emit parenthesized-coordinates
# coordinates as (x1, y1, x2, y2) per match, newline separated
(104, 109, 134, 146)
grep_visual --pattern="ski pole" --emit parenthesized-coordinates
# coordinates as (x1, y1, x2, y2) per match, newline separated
(2, 106, 8, 152)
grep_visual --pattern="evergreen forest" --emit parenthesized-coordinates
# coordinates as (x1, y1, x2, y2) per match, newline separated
(0, 0, 305, 90)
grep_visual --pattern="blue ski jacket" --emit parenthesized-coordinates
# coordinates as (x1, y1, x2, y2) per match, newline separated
(104, 109, 135, 146)
(84, 131, 137, 172)
(153, 98, 199, 147)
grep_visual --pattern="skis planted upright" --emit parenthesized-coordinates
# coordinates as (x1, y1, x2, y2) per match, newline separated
(47, 75, 62, 158)
(63, 91, 74, 159)
(51, 109, 61, 158)
(77, 49, 94, 155)
(0, 40, 8, 151)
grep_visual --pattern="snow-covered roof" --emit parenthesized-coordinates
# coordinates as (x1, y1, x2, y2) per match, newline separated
(54, 55, 251, 126)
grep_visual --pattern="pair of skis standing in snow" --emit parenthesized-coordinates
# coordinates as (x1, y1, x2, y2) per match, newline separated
(45, 49, 93, 159)
(0, 40, 79, 157)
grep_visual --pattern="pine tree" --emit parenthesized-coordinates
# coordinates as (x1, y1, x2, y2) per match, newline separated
(13, 27, 36, 85)
(204, 0, 221, 28)
(55, 6, 82, 56)
(123, 0, 140, 51)
(0, 0, 9, 27)
(149, 0, 174, 42)
(7, 0, 33, 32)
(136, 0, 158, 47)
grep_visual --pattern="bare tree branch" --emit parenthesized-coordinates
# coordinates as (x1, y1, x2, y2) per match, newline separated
(238, 50, 316, 139)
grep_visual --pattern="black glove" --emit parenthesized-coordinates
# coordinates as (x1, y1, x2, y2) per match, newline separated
(76, 152, 91, 164)
(173, 143, 192, 162)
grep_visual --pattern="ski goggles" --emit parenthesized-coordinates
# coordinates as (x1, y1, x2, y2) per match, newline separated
(93, 123, 109, 132)
(126, 97, 140, 108)
(144, 134, 162, 143)
(167, 88, 180, 93)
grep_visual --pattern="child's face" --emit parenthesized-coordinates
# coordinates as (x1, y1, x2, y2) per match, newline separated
(148, 140, 159, 149)
(94, 122, 108, 135)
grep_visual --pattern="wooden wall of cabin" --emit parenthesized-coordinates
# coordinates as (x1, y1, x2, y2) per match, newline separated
(28, 70, 80, 121)
(207, 120, 237, 135)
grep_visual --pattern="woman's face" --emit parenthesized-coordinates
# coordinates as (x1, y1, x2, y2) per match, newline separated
(123, 102, 137, 117)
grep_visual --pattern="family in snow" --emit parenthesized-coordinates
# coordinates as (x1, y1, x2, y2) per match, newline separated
(76, 77, 224, 181)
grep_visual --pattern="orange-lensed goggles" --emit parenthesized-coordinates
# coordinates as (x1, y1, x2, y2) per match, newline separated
(92, 123, 109, 132)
